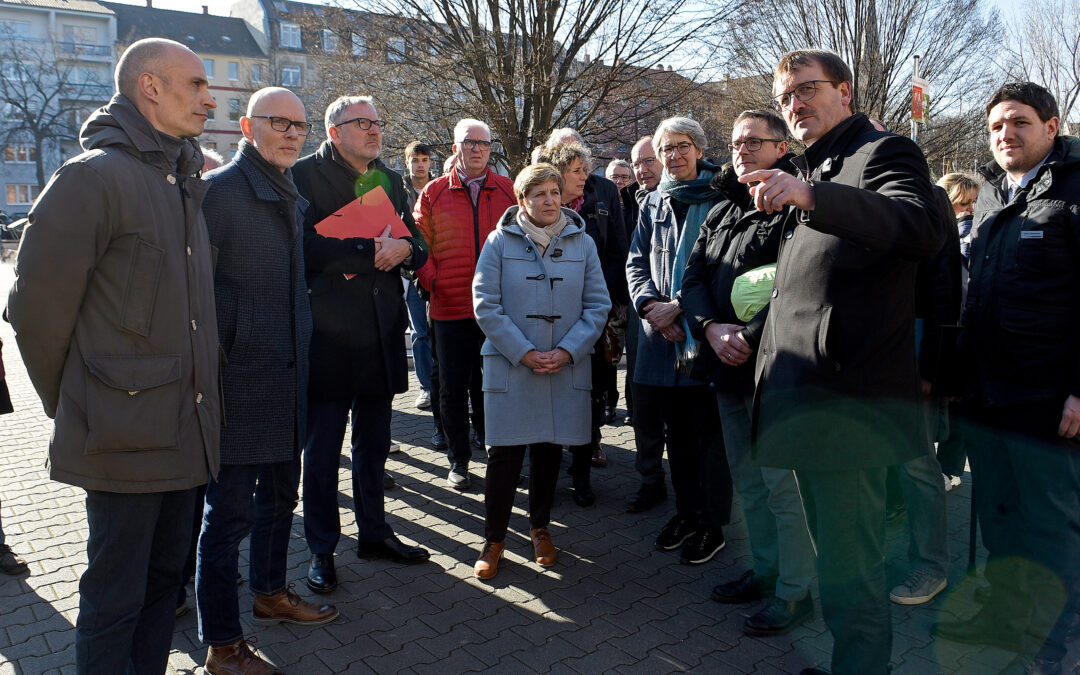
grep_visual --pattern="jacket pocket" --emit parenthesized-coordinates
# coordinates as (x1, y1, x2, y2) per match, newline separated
(815, 304, 839, 372)
(228, 297, 255, 364)
(84, 354, 182, 453)
(482, 354, 510, 392)
(571, 357, 592, 390)
(119, 238, 165, 336)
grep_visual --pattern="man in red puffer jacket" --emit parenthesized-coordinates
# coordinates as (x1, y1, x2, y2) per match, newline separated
(414, 118, 515, 490)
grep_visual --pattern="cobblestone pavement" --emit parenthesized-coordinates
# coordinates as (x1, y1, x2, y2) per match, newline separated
(0, 261, 1077, 674)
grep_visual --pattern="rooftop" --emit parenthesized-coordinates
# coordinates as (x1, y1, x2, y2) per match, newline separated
(102, 1, 264, 57)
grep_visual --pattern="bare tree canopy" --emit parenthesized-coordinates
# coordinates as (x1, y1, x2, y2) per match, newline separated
(1002, 0, 1080, 134)
(304, 0, 744, 171)
(713, 0, 1002, 174)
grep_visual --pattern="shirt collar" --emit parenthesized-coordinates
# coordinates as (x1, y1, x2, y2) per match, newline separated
(1007, 151, 1051, 200)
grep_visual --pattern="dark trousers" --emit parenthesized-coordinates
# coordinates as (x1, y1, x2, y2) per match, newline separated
(936, 401, 969, 477)
(484, 443, 562, 542)
(77, 488, 197, 674)
(434, 318, 486, 469)
(962, 402, 1080, 661)
(624, 312, 640, 415)
(304, 395, 395, 551)
(196, 458, 300, 646)
(428, 315, 482, 433)
(631, 382, 731, 526)
(796, 467, 891, 675)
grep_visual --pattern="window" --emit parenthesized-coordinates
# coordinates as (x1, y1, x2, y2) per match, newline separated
(281, 66, 301, 88)
(322, 29, 337, 52)
(204, 142, 217, 151)
(280, 23, 301, 49)
(3, 145, 35, 163)
(1, 62, 24, 82)
(228, 99, 240, 122)
(61, 25, 97, 44)
(206, 106, 215, 121)
(0, 21, 31, 39)
(6, 184, 40, 206)
(351, 33, 366, 58)
(228, 61, 239, 81)
(229, 142, 239, 152)
(387, 37, 406, 63)
(251, 64, 262, 83)
(203, 59, 215, 79)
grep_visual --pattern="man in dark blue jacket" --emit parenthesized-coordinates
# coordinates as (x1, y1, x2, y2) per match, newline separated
(198, 87, 337, 674)
(294, 96, 430, 595)
(934, 82, 1080, 675)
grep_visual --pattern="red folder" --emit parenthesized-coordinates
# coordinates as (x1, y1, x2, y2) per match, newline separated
(314, 185, 410, 240)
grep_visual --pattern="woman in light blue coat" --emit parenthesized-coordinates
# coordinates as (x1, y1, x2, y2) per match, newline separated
(471, 163, 611, 579)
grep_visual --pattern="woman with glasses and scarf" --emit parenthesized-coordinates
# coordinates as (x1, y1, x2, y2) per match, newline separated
(625, 117, 733, 566)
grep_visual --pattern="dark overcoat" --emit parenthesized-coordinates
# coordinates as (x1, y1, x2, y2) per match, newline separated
(752, 113, 946, 471)
(293, 142, 427, 401)
(203, 152, 312, 465)
(581, 174, 630, 306)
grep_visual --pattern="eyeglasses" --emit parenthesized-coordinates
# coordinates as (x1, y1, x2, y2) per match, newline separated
(611, 174, 632, 183)
(727, 137, 785, 153)
(459, 139, 492, 151)
(631, 157, 657, 170)
(771, 80, 837, 111)
(249, 115, 313, 136)
(334, 116, 387, 131)
(659, 141, 695, 158)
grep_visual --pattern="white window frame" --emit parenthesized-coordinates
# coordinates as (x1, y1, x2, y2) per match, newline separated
(322, 29, 337, 53)
(281, 66, 301, 88)
(228, 61, 239, 81)
(351, 33, 366, 58)
(203, 59, 215, 79)
(3, 144, 35, 163)
(228, 99, 241, 123)
(387, 37, 406, 63)
(6, 184, 40, 206)
(251, 64, 262, 83)
(280, 23, 302, 49)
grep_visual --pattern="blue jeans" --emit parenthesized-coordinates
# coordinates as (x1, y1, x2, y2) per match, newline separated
(196, 458, 300, 646)
(77, 488, 197, 674)
(304, 396, 394, 552)
(406, 282, 432, 391)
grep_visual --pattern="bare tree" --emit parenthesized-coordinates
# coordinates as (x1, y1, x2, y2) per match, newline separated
(712, 0, 1002, 169)
(0, 33, 112, 190)
(299, 0, 744, 172)
(1002, 0, 1080, 133)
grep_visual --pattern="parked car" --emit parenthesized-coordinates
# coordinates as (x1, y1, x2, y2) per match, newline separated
(1, 218, 27, 241)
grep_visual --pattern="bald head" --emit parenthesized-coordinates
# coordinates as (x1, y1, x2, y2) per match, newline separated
(247, 87, 303, 117)
(115, 38, 194, 99)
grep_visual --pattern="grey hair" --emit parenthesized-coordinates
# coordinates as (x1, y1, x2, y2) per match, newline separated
(547, 127, 583, 147)
(324, 95, 376, 131)
(652, 117, 708, 154)
(538, 141, 592, 174)
(115, 38, 191, 99)
(454, 118, 491, 143)
(605, 159, 632, 179)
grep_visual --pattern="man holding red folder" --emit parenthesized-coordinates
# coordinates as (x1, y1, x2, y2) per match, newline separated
(293, 96, 430, 595)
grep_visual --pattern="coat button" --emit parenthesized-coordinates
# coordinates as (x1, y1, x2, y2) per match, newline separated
(191, 320, 197, 331)
(784, 230, 793, 239)
(196, 392, 203, 404)
(373, 287, 379, 295)
(167, 174, 176, 184)
(186, 246, 192, 256)
(771, 289, 778, 298)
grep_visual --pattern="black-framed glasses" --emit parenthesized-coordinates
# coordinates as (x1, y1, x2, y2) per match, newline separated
(459, 139, 492, 151)
(250, 115, 313, 136)
(771, 80, 837, 111)
(659, 141, 694, 158)
(727, 137, 786, 153)
(334, 116, 387, 131)
(631, 157, 657, 170)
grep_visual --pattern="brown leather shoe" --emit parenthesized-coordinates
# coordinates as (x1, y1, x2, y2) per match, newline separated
(530, 528, 558, 567)
(252, 584, 338, 626)
(205, 639, 282, 675)
(474, 541, 504, 580)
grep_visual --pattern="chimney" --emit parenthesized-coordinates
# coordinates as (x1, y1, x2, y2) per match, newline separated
(203, 5, 209, 13)
(145, 0, 151, 6)
(656, 63, 664, 71)
(667, 65, 673, 71)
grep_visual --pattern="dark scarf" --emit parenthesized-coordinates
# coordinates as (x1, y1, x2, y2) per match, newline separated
(238, 138, 300, 202)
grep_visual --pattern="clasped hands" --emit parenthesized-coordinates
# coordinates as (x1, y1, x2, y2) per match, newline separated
(520, 348, 572, 374)
(642, 300, 685, 342)
(373, 224, 411, 271)
(706, 322, 752, 366)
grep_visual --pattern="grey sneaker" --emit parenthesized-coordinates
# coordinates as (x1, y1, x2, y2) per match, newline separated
(448, 468, 471, 490)
(890, 567, 947, 605)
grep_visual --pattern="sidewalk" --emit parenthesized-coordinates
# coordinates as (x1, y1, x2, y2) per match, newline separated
(0, 261, 1071, 674)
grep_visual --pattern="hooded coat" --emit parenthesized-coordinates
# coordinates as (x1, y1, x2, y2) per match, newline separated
(472, 206, 611, 446)
(7, 94, 221, 492)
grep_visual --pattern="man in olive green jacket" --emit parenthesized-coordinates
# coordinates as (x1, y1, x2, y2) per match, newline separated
(7, 39, 220, 674)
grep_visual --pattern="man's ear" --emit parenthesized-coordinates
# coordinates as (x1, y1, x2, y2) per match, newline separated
(239, 116, 254, 141)
(839, 81, 853, 112)
(137, 72, 159, 103)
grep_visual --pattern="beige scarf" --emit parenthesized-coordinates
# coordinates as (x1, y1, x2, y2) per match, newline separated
(516, 209, 569, 255)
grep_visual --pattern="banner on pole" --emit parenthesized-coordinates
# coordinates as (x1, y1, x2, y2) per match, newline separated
(912, 77, 930, 122)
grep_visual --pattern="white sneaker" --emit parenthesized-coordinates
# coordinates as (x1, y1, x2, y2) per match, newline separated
(415, 389, 431, 409)
(890, 567, 947, 605)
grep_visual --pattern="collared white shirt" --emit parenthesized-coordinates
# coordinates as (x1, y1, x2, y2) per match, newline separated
(1007, 152, 1051, 201)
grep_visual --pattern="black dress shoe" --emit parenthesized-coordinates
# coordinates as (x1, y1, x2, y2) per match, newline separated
(712, 569, 777, 604)
(655, 515, 696, 551)
(571, 472, 595, 507)
(604, 405, 617, 424)
(306, 553, 337, 594)
(357, 536, 431, 565)
(471, 429, 485, 450)
(625, 484, 667, 513)
(432, 427, 447, 450)
(744, 594, 814, 636)
(383, 472, 396, 491)
(799, 669, 830, 675)
(933, 606, 1026, 651)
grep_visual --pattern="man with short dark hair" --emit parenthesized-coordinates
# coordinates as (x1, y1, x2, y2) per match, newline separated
(402, 141, 436, 412)
(294, 96, 431, 594)
(7, 37, 221, 673)
(745, 49, 945, 674)
(933, 82, 1080, 675)
(198, 87, 338, 674)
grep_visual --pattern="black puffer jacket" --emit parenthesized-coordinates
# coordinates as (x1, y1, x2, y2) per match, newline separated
(962, 134, 1080, 407)
(681, 155, 795, 393)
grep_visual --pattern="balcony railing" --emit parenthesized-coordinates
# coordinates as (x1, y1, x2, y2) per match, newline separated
(57, 42, 112, 57)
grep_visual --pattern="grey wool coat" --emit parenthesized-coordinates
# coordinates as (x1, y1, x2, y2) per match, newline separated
(202, 148, 312, 465)
(472, 207, 611, 447)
